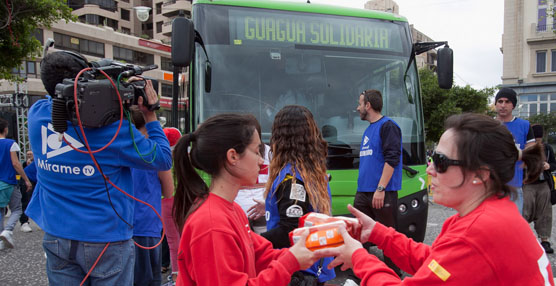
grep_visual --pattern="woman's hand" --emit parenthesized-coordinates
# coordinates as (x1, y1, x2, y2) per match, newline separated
(289, 229, 320, 270)
(314, 226, 363, 271)
(348, 204, 376, 243)
(247, 198, 265, 220)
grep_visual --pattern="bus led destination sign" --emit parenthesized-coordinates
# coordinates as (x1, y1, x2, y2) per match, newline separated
(232, 12, 395, 50)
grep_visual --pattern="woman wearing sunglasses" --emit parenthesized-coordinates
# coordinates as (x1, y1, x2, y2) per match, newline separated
(317, 113, 553, 285)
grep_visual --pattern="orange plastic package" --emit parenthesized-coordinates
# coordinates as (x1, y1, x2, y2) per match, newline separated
(288, 212, 361, 251)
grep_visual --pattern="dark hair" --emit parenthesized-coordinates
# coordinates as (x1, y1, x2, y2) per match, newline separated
(444, 113, 544, 198)
(361, 89, 383, 112)
(0, 118, 7, 134)
(173, 113, 260, 230)
(41, 51, 88, 96)
(265, 105, 331, 215)
(128, 106, 146, 130)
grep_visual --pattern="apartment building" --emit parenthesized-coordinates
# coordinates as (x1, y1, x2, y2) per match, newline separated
(364, 0, 438, 70)
(501, 0, 556, 118)
(0, 0, 192, 128)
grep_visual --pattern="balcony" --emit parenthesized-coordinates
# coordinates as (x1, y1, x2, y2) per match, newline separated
(162, 19, 173, 36)
(162, 0, 192, 17)
(536, 24, 555, 32)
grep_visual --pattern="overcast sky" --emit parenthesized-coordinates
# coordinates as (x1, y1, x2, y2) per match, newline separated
(289, 0, 505, 90)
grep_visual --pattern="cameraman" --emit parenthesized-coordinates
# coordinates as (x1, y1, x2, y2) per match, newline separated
(26, 51, 172, 285)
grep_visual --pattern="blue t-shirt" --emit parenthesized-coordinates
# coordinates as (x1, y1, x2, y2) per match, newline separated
(0, 138, 18, 185)
(26, 98, 172, 242)
(504, 118, 534, 187)
(358, 116, 402, 192)
(24, 161, 37, 183)
(132, 168, 162, 237)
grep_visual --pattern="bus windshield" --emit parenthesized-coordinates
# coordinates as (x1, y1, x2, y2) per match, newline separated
(192, 4, 425, 168)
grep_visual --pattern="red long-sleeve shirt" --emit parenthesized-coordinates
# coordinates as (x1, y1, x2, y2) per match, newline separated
(177, 193, 300, 286)
(353, 196, 554, 285)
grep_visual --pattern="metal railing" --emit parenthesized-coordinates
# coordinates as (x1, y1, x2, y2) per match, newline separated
(536, 24, 556, 32)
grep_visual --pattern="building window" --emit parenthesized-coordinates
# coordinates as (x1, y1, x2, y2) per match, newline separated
(541, 103, 548, 114)
(161, 57, 173, 72)
(156, 3, 162, 14)
(121, 8, 130, 21)
(530, 103, 538, 116)
(54, 32, 105, 57)
(552, 50, 556, 72)
(113, 46, 154, 66)
(537, 0, 548, 31)
(34, 29, 43, 45)
(156, 21, 163, 34)
(529, 94, 538, 101)
(26, 61, 36, 74)
(537, 51, 547, 73)
(551, 94, 556, 101)
(551, 102, 556, 112)
(121, 27, 131, 35)
(161, 83, 172, 97)
(520, 95, 529, 102)
(540, 94, 548, 101)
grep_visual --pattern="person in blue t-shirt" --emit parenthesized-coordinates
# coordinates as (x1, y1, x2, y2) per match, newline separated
(128, 107, 176, 286)
(354, 89, 402, 276)
(0, 118, 32, 249)
(26, 51, 172, 285)
(494, 87, 535, 215)
(261, 105, 335, 285)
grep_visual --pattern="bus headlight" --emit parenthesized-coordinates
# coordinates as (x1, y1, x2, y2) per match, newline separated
(411, 199, 419, 208)
(422, 194, 428, 204)
(398, 204, 407, 214)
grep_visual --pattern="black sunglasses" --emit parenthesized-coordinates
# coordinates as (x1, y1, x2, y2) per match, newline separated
(432, 151, 462, 173)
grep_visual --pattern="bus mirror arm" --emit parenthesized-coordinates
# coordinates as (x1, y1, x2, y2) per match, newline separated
(195, 30, 212, 93)
(403, 165, 418, 177)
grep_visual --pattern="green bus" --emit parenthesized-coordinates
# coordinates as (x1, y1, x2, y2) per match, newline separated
(170, 0, 453, 242)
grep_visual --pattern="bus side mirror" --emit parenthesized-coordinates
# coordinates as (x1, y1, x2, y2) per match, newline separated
(171, 17, 194, 67)
(437, 46, 453, 89)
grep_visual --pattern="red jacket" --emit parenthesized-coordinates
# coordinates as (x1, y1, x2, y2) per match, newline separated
(353, 196, 554, 285)
(177, 193, 299, 285)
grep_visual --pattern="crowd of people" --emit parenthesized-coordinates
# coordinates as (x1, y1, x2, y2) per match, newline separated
(0, 49, 555, 285)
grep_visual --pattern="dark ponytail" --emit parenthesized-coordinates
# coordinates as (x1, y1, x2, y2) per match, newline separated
(173, 114, 260, 231)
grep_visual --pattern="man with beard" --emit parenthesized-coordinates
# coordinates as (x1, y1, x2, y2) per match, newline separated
(354, 89, 402, 276)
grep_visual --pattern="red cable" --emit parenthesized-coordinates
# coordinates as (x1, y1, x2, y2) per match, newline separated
(62, 68, 166, 284)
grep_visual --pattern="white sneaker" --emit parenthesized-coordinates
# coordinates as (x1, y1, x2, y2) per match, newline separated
(0, 230, 14, 248)
(20, 222, 32, 233)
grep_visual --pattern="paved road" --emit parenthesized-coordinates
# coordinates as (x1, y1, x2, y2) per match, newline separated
(1, 201, 556, 285)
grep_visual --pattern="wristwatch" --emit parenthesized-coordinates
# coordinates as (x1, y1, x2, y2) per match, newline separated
(376, 185, 385, 192)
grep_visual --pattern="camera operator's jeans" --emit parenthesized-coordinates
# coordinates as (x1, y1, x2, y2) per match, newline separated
(43, 232, 134, 285)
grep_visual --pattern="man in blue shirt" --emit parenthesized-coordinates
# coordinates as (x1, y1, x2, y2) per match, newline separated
(0, 118, 32, 249)
(354, 89, 402, 276)
(26, 51, 172, 285)
(494, 87, 535, 215)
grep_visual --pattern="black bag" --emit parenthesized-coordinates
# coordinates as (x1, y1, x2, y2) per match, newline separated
(288, 259, 324, 286)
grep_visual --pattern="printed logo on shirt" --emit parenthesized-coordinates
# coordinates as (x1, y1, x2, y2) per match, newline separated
(286, 205, 303, 218)
(290, 183, 306, 202)
(428, 259, 451, 281)
(363, 136, 369, 146)
(265, 210, 270, 221)
(41, 123, 84, 159)
(35, 158, 96, 177)
(360, 149, 373, 157)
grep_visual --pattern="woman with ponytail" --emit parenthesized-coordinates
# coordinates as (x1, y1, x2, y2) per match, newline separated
(260, 105, 335, 285)
(316, 113, 553, 285)
(173, 113, 323, 286)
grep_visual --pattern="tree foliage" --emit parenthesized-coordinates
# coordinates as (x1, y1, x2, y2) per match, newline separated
(0, 0, 74, 82)
(420, 68, 494, 144)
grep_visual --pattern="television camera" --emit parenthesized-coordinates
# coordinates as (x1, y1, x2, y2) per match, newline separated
(51, 58, 160, 134)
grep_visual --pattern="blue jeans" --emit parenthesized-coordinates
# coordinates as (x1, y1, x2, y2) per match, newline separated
(133, 236, 162, 286)
(43, 232, 135, 285)
(1, 185, 22, 232)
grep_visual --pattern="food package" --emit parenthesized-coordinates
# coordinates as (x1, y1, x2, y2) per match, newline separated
(289, 212, 361, 251)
